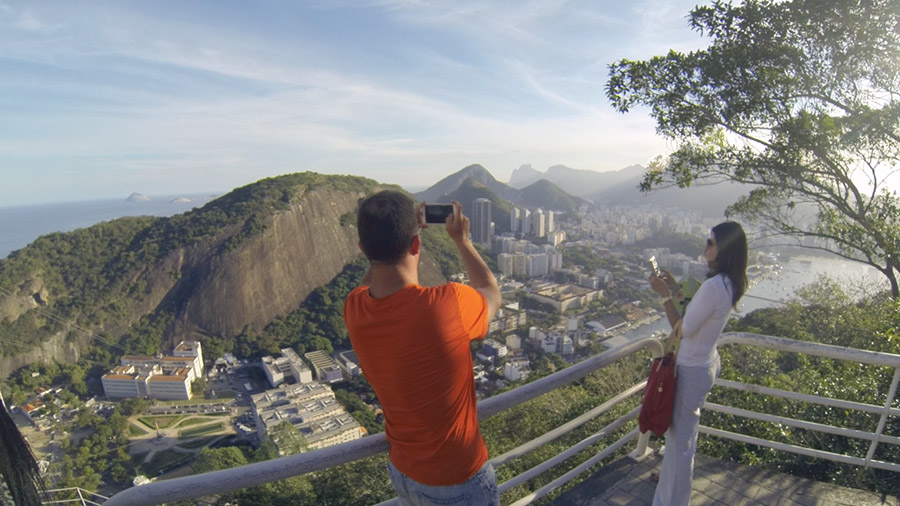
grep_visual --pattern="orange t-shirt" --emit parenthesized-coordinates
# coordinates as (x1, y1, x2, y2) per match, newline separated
(343, 282, 489, 486)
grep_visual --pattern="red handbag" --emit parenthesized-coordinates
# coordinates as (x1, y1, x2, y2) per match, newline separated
(639, 320, 683, 437)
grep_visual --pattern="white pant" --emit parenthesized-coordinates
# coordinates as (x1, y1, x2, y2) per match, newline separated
(652, 358, 720, 506)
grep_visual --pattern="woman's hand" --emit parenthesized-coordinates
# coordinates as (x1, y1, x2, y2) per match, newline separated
(659, 269, 678, 292)
(649, 274, 671, 298)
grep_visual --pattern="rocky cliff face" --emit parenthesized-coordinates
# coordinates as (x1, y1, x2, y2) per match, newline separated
(172, 187, 368, 339)
(0, 175, 446, 379)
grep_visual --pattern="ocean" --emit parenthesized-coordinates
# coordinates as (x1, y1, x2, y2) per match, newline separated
(0, 194, 218, 259)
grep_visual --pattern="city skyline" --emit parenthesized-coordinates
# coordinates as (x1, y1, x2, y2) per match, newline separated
(0, 0, 708, 207)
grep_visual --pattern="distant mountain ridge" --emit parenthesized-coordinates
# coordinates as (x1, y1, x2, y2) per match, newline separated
(413, 164, 588, 238)
(414, 164, 587, 215)
(508, 163, 752, 217)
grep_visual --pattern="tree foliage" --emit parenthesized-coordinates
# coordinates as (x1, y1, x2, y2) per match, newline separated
(607, 0, 900, 297)
(703, 281, 900, 495)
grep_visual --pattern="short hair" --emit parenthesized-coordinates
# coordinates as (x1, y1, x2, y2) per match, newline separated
(710, 221, 748, 307)
(357, 190, 419, 264)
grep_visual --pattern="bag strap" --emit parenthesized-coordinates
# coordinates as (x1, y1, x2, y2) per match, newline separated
(665, 319, 684, 357)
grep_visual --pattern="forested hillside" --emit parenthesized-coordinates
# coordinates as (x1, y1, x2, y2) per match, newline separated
(0, 173, 452, 380)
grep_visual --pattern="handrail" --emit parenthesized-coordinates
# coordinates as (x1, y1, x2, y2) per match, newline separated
(104, 336, 665, 506)
(99, 332, 900, 505)
(43, 487, 108, 506)
(708, 332, 900, 473)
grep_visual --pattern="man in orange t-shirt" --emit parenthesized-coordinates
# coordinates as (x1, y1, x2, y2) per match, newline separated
(343, 190, 501, 505)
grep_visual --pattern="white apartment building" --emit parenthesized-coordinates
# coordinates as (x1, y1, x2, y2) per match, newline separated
(251, 381, 362, 454)
(173, 341, 204, 378)
(527, 283, 602, 312)
(510, 208, 520, 232)
(504, 359, 531, 382)
(102, 341, 203, 400)
(533, 209, 546, 237)
(304, 350, 344, 383)
(262, 348, 314, 387)
(147, 368, 193, 400)
(301, 413, 364, 450)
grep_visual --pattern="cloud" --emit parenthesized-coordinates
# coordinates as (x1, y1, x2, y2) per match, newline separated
(0, 0, 705, 206)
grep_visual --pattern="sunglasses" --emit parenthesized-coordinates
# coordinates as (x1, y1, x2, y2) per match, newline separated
(706, 238, 716, 247)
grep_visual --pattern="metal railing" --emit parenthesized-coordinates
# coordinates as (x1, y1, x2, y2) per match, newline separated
(97, 332, 900, 506)
(702, 332, 900, 473)
(43, 487, 108, 506)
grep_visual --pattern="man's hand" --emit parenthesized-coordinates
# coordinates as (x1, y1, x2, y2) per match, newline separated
(442, 200, 500, 319)
(445, 201, 470, 244)
(414, 201, 428, 230)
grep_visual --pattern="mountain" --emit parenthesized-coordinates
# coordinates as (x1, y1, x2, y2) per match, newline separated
(417, 165, 586, 215)
(415, 164, 516, 203)
(589, 170, 752, 217)
(435, 177, 515, 234)
(0, 173, 448, 379)
(509, 164, 644, 197)
(508, 164, 543, 188)
(517, 179, 585, 215)
(508, 163, 752, 217)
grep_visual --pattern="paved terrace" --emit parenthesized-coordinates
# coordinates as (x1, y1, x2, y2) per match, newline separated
(552, 451, 899, 506)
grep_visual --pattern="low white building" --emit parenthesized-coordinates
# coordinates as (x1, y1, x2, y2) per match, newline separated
(251, 381, 363, 454)
(102, 340, 204, 400)
(503, 359, 531, 382)
(262, 348, 314, 387)
(304, 350, 345, 383)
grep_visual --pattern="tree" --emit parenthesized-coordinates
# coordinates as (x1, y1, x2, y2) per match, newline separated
(606, 0, 900, 297)
(192, 447, 249, 474)
(704, 282, 900, 496)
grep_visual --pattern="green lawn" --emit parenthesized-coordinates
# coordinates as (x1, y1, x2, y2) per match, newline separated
(138, 415, 182, 429)
(174, 417, 211, 428)
(128, 424, 149, 436)
(178, 422, 225, 439)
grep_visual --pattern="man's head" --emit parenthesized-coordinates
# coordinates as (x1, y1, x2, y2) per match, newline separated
(357, 190, 419, 264)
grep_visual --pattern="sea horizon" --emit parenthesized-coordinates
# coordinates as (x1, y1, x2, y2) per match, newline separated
(0, 193, 219, 259)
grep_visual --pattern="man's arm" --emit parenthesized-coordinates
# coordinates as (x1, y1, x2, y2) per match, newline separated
(445, 201, 501, 320)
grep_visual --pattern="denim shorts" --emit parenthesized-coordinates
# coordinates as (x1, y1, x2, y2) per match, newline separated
(387, 460, 500, 506)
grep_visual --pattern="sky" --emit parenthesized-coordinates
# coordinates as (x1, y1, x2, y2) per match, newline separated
(0, 0, 709, 207)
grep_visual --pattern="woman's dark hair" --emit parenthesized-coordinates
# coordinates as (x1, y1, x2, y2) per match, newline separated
(357, 190, 419, 264)
(709, 221, 748, 307)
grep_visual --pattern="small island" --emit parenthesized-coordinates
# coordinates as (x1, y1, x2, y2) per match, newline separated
(126, 192, 150, 202)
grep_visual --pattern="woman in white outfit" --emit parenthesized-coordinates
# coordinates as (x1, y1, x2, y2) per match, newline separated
(649, 221, 748, 506)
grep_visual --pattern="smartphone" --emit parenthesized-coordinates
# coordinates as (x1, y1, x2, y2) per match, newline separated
(649, 256, 661, 277)
(424, 204, 454, 224)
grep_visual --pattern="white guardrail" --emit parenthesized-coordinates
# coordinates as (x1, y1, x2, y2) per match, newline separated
(95, 332, 899, 506)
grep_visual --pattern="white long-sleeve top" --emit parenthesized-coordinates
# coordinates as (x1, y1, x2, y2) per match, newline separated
(677, 273, 734, 367)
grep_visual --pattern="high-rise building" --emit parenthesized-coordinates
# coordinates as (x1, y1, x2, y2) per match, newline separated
(521, 209, 532, 236)
(510, 207, 521, 233)
(534, 208, 546, 237)
(472, 198, 492, 245)
(546, 210, 554, 233)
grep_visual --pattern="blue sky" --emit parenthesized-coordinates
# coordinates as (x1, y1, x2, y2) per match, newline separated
(0, 0, 707, 206)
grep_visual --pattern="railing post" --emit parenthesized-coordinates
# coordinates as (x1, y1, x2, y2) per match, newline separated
(865, 365, 900, 466)
(629, 337, 666, 461)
